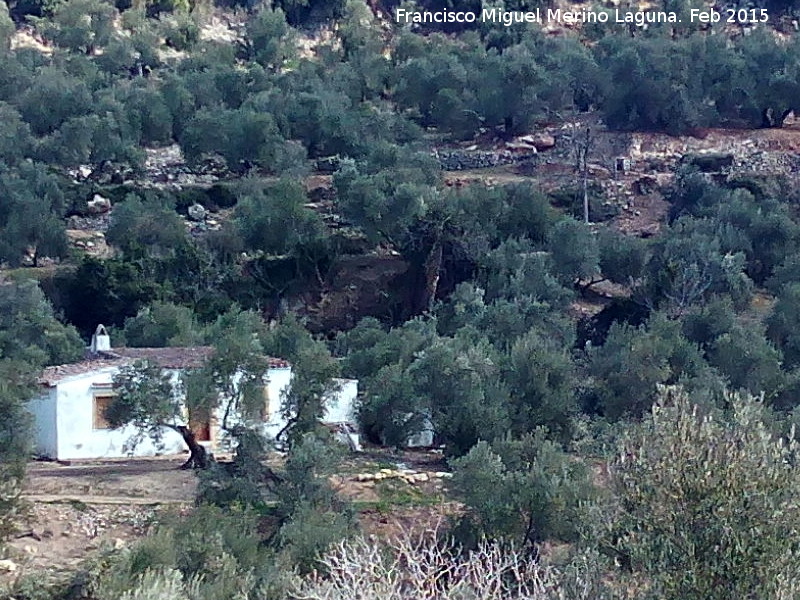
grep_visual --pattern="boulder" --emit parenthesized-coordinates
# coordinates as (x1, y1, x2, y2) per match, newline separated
(86, 194, 111, 215)
(187, 203, 207, 222)
(0, 559, 17, 572)
(519, 133, 556, 151)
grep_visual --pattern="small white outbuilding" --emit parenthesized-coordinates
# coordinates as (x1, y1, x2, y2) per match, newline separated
(29, 325, 360, 461)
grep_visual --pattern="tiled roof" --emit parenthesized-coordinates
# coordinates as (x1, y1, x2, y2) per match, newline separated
(113, 346, 214, 369)
(39, 359, 131, 386)
(39, 347, 291, 386)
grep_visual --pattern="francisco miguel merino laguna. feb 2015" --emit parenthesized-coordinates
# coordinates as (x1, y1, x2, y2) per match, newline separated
(395, 7, 682, 27)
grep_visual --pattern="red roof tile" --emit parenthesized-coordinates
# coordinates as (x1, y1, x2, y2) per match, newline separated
(39, 359, 131, 386)
(113, 346, 214, 369)
(39, 347, 291, 386)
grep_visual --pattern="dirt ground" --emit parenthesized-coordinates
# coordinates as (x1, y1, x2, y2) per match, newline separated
(0, 450, 455, 586)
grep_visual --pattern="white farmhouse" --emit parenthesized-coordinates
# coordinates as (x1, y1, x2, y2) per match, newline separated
(28, 326, 360, 461)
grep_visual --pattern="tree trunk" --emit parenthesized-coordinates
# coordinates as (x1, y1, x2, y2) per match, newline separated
(583, 166, 589, 224)
(168, 425, 211, 469)
(419, 233, 443, 314)
(582, 127, 592, 224)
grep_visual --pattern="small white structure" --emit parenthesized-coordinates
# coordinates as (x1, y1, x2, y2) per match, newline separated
(29, 326, 360, 461)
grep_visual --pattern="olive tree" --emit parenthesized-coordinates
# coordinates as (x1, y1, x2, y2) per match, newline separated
(601, 386, 800, 600)
(109, 309, 272, 469)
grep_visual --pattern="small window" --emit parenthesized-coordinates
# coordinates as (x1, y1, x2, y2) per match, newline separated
(93, 395, 114, 430)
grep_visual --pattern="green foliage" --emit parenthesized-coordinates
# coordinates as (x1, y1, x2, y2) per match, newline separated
(767, 282, 800, 370)
(435, 281, 575, 351)
(274, 326, 340, 447)
(588, 313, 721, 420)
(548, 218, 599, 284)
(480, 238, 574, 308)
(233, 179, 329, 263)
(597, 35, 713, 134)
(504, 329, 577, 443)
(0, 279, 81, 547)
(0, 278, 83, 366)
(273, 434, 355, 573)
(333, 143, 440, 245)
(160, 12, 200, 51)
(450, 431, 595, 548)
(273, 0, 346, 26)
(37, 0, 116, 54)
(341, 317, 438, 447)
(0, 163, 68, 267)
(179, 106, 303, 174)
(93, 505, 279, 600)
(602, 386, 800, 600)
(0, 360, 34, 546)
(414, 333, 511, 456)
(245, 6, 293, 70)
(108, 359, 181, 446)
(121, 301, 204, 347)
(644, 217, 754, 315)
(106, 193, 188, 258)
(706, 321, 785, 400)
(0, 104, 32, 166)
(187, 308, 272, 430)
(680, 297, 737, 352)
(198, 430, 355, 574)
(60, 257, 161, 334)
(0, 2, 14, 50)
(392, 31, 600, 136)
(669, 172, 800, 286)
(598, 228, 647, 285)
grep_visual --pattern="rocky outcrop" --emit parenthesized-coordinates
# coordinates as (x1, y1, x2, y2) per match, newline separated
(86, 194, 111, 215)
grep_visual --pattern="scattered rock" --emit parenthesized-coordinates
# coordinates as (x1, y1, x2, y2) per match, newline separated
(86, 194, 111, 215)
(505, 141, 538, 152)
(435, 148, 536, 171)
(351, 469, 451, 484)
(530, 133, 556, 151)
(0, 560, 18, 572)
(315, 156, 341, 174)
(187, 203, 207, 222)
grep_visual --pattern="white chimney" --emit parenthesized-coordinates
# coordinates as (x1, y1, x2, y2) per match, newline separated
(91, 324, 111, 353)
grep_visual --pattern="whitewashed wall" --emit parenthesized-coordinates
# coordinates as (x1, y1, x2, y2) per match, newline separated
(52, 368, 185, 460)
(29, 388, 58, 458)
(30, 366, 360, 460)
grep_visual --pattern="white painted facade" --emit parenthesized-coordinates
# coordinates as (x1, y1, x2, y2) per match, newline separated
(30, 361, 360, 461)
(31, 366, 186, 460)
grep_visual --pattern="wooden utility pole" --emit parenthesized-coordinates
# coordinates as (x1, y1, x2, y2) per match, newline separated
(571, 126, 594, 224)
(582, 127, 591, 224)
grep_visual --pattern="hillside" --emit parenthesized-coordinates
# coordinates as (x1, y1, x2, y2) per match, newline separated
(4, 0, 800, 598)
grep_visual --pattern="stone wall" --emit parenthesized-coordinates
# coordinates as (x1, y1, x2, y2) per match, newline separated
(434, 149, 537, 171)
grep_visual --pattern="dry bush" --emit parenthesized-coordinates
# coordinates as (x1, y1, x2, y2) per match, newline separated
(289, 523, 607, 600)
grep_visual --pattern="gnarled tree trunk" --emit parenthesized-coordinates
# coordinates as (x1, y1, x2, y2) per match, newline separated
(167, 424, 211, 469)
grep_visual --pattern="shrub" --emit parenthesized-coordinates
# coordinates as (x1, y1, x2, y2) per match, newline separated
(92, 505, 279, 600)
(291, 529, 611, 600)
(600, 386, 800, 600)
(450, 430, 595, 548)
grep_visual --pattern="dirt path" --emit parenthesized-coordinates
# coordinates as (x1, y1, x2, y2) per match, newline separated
(25, 456, 198, 503)
(21, 494, 187, 505)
